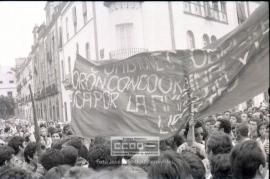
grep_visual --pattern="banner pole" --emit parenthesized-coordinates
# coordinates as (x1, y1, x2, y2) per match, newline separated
(29, 84, 41, 156)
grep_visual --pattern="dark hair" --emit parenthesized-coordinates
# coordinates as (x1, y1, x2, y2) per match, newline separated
(51, 130, 62, 139)
(184, 121, 207, 140)
(236, 123, 249, 138)
(61, 146, 78, 166)
(88, 143, 122, 170)
(7, 136, 24, 155)
(40, 149, 64, 171)
(0, 167, 33, 179)
(205, 117, 216, 125)
(0, 146, 15, 166)
(64, 166, 95, 179)
(63, 137, 82, 150)
(230, 140, 266, 179)
(217, 119, 231, 134)
(44, 165, 71, 179)
(181, 151, 206, 179)
(210, 153, 233, 179)
(148, 151, 193, 179)
(257, 121, 267, 137)
(24, 142, 37, 163)
(63, 125, 73, 135)
(63, 137, 88, 160)
(39, 123, 46, 128)
(173, 134, 185, 149)
(4, 126, 10, 133)
(206, 131, 233, 155)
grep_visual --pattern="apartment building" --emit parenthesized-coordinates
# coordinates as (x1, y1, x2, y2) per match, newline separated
(15, 57, 34, 122)
(25, 1, 263, 123)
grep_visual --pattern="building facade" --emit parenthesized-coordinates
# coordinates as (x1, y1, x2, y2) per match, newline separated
(23, 1, 264, 123)
(15, 57, 34, 122)
(0, 66, 16, 97)
(31, 2, 66, 123)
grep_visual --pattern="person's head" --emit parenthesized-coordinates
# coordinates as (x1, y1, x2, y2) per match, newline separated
(210, 153, 233, 179)
(40, 126, 47, 137)
(206, 131, 233, 157)
(63, 124, 73, 136)
(64, 166, 95, 179)
(240, 112, 248, 123)
(249, 118, 258, 132)
(235, 123, 249, 141)
(229, 115, 237, 126)
(252, 112, 262, 121)
(61, 146, 78, 166)
(63, 137, 88, 160)
(181, 151, 206, 179)
(205, 117, 216, 131)
(257, 121, 267, 138)
(230, 140, 267, 179)
(40, 149, 64, 171)
(0, 146, 15, 167)
(7, 136, 25, 155)
(214, 119, 231, 135)
(0, 167, 33, 179)
(224, 111, 231, 120)
(88, 143, 122, 171)
(44, 165, 71, 179)
(148, 150, 193, 179)
(51, 130, 62, 144)
(4, 126, 11, 133)
(24, 142, 38, 164)
(173, 134, 185, 150)
(184, 121, 207, 144)
(90, 165, 147, 179)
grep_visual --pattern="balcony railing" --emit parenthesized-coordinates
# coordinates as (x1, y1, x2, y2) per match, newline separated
(109, 48, 148, 60)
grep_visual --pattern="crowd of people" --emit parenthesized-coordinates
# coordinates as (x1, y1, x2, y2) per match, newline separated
(0, 101, 269, 179)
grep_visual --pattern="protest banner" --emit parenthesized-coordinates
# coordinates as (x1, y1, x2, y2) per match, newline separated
(71, 3, 269, 139)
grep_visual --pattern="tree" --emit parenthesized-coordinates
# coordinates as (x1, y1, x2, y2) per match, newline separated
(0, 95, 15, 119)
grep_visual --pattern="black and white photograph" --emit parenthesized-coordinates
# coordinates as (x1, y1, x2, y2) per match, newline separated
(0, 1, 269, 179)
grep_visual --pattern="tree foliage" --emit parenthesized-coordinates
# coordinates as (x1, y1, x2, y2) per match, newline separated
(0, 95, 15, 119)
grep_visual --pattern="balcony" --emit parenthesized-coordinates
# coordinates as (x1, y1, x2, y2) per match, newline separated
(104, 2, 142, 11)
(109, 48, 148, 60)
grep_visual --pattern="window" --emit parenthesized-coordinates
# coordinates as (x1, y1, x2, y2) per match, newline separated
(76, 43, 79, 54)
(52, 35, 55, 53)
(184, 2, 227, 23)
(66, 18, 69, 40)
(7, 91, 12, 97)
(68, 57, 71, 73)
(212, 2, 218, 10)
(61, 60, 65, 80)
(85, 43, 90, 60)
(211, 35, 217, 43)
(116, 23, 134, 49)
(59, 27, 63, 48)
(82, 2, 87, 24)
(72, 7, 77, 33)
(220, 2, 227, 22)
(236, 2, 247, 24)
(9, 80, 14, 84)
(187, 30, 195, 49)
(202, 34, 210, 47)
(64, 102, 68, 121)
(210, 2, 219, 20)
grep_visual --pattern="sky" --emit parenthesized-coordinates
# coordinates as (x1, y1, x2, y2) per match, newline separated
(0, 1, 46, 68)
